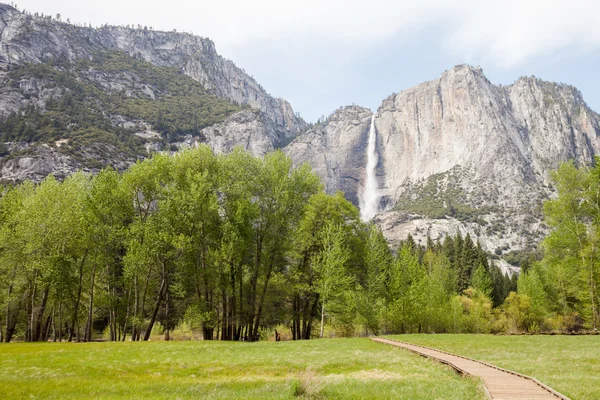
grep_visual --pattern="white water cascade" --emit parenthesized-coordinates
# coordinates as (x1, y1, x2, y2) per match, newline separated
(360, 115, 380, 221)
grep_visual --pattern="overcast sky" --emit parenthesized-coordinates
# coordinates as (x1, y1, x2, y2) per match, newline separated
(12, 0, 600, 121)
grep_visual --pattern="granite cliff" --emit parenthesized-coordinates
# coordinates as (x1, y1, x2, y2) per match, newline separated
(286, 65, 600, 264)
(0, 3, 304, 181)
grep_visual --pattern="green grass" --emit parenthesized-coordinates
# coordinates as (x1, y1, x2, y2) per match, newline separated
(387, 334, 600, 400)
(0, 338, 484, 399)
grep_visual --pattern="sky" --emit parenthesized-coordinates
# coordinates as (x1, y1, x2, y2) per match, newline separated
(12, 0, 600, 122)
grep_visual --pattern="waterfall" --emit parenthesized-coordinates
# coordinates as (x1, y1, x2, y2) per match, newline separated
(360, 115, 380, 221)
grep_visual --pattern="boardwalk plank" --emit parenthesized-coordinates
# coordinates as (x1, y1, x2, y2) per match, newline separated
(371, 338, 569, 400)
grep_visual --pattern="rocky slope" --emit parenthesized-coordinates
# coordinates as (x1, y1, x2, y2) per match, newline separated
(199, 109, 280, 157)
(286, 65, 600, 263)
(0, 4, 305, 136)
(284, 106, 372, 205)
(0, 4, 304, 181)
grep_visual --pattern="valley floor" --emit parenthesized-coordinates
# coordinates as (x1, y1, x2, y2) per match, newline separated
(386, 334, 600, 400)
(0, 338, 483, 399)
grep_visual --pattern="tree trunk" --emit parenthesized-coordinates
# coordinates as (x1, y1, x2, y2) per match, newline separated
(28, 270, 38, 342)
(69, 251, 88, 342)
(304, 295, 320, 340)
(143, 276, 166, 341)
(58, 302, 63, 342)
(52, 306, 57, 342)
(220, 288, 227, 340)
(4, 293, 11, 343)
(122, 283, 132, 342)
(237, 264, 243, 341)
(291, 297, 297, 340)
(34, 286, 49, 341)
(247, 234, 262, 339)
(131, 275, 138, 341)
(4, 270, 16, 343)
(42, 313, 52, 341)
(320, 302, 325, 338)
(85, 264, 97, 342)
(251, 255, 276, 340)
(230, 263, 237, 340)
(107, 266, 116, 342)
(197, 250, 214, 341)
(165, 275, 170, 341)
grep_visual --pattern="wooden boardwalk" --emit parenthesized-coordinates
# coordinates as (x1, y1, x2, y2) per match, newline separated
(371, 337, 570, 400)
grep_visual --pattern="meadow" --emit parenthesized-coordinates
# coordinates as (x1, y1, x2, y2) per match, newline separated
(0, 338, 484, 399)
(389, 334, 600, 400)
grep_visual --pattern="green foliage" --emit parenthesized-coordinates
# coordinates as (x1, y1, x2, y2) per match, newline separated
(288, 191, 362, 340)
(500, 292, 540, 332)
(378, 232, 519, 334)
(503, 248, 543, 271)
(312, 222, 353, 338)
(355, 225, 392, 335)
(520, 159, 600, 330)
(0, 147, 330, 342)
(393, 171, 500, 222)
(472, 265, 493, 297)
(1, 152, 598, 342)
(453, 288, 493, 333)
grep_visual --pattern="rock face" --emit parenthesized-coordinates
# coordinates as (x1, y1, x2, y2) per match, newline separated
(1, 144, 77, 182)
(199, 109, 280, 157)
(0, 4, 305, 139)
(285, 106, 372, 205)
(286, 65, 600, 260)
(0, 4, 305, 181)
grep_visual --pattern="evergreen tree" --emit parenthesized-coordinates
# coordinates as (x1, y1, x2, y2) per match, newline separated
(472, 265, 493, 298)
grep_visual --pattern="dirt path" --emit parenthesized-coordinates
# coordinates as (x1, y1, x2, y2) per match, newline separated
(371, 337, 570, 400)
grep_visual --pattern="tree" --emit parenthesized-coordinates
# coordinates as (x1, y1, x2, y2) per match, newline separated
(122, 153, 173, 340)
(312, 222, 352, 338)
(454, 288, 493, 333)
(165, 146, 220, 340)
(356, 224, 392, 335)
(0, 183, 33, 342)
(288, 191, 360, 339)
(84, 168, 132, 341)
(386, 243, 422, 333)
(247, 151, 321, 340)
(420, 251, 457, 332)
(472, 264, 493, 298)
(517, 264, 550, 328)
(540, 161, 600, 329)
(502, 292, 537, 332)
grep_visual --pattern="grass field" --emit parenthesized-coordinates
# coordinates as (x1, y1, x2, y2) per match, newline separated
(388, 334, 600, 400)
(0, 338, 484, 399)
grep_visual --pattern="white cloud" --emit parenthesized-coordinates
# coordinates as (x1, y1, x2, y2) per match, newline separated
(13, 0, 600, 68)
(446, 0, 600, 67)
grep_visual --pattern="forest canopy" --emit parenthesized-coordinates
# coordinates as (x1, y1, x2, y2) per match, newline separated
(0, 148, 596, 343)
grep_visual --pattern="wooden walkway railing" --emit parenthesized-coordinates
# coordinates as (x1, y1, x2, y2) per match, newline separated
(371, 337, 570, 400)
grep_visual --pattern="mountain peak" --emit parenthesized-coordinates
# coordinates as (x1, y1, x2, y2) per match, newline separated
(0, 3, 18, 13)
(449, 63, 484, 74)
(0, 6, 306, 137)
(329, 105, 372, 119)
(439, 64, 490, 88)
(287, 61, 600, 257)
